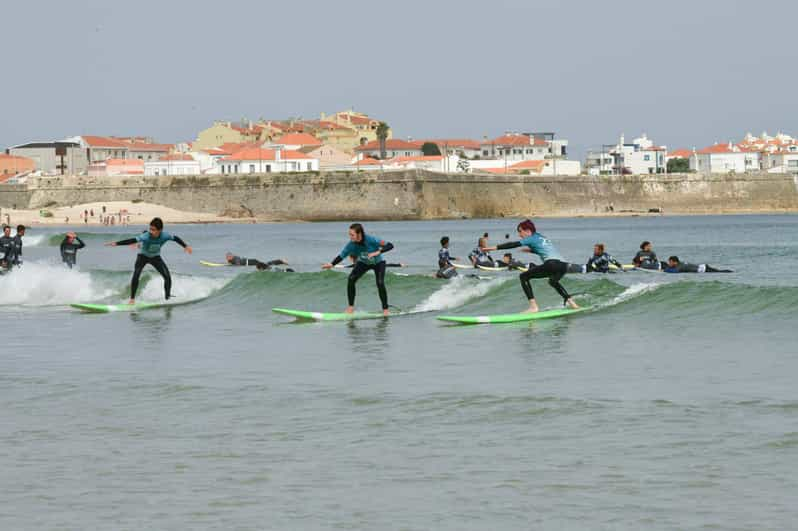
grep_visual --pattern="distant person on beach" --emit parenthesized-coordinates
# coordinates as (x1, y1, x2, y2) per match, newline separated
(225, 253, 292, 271)
(321, 223, 394, 315)
(481, 219, 580, 313)
(60, 232, 86, 269)
(105, 217, 193, 304)
(586, 243, 625, 273)
(632, 241, 660, 270)
(662, 256, 732, 274)
(436, 236, 459, 279)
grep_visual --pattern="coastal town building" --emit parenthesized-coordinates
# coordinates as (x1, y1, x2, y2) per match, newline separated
(216, 147, 319, 174)
(423, 139, 482, 159)
(0, 153, 35, 181)
(87, 158, 144, 177)
(320, 110, 389, 146)
(145, 154, 201, 176)
(269, 133, 322, 151)
(7, 141, 88, 175)
(355, 139, 424, 159)
(473, 158, 581, 176)
(690, 142, 761, 174)
(588, 134, 666, 175)
(296, 144, 353, 169)
(480, 133, 550, 162)
(79, 136, 130, 162)
(194, 120, 270, 151)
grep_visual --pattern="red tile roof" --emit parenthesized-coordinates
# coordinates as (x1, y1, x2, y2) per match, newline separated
(355, 139, 424, 151)
(668, 149, 692, 159)
(126, 142, 173, 152)
(275, 133, 322, 146)
(486, 134, 548, 147)
(82, 135, 129, 148)
(222, 147, 312, 161)
(355, 157, 382, 166)
(106, 158, 144, 166)
(697, 143, 741, 155)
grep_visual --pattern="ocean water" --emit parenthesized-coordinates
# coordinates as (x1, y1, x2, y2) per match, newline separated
(1, 215, 797, 530)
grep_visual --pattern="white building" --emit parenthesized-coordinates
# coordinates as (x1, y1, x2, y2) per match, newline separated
(355, 139, 424, 159)
(217, 147, 319, 174)
(762, 146, 798, 173)
(422, 139, 482, 159)
(270, 133, 322, 151)
(592, 134, 667, 175)
(690, 143, 760, 174)
(145, 154, 201, 176)
(480, 133, 549, 162)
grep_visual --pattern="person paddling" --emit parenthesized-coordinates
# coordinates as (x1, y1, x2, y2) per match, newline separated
(321, 223, 394, 315)
(104, 217, 192, 304)
(482, 219, 579, 313)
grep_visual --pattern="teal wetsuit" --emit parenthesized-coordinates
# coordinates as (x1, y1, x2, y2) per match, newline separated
(329, 234, 394, 309)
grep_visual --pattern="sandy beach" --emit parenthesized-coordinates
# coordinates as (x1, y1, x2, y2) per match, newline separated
(0, 201, 255, 228)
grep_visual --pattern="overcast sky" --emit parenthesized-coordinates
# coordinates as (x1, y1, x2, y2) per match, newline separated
(2, 0, 796, 158)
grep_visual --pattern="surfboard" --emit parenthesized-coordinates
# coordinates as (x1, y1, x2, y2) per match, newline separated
(71, 302, 167, 313)
(451, 262, 474, 269)
(437, 307, 588, 324)
(609, 264, 637, 271)
(272, 307, 429, 321)
(200, 260, 229, 267)
(476, 264, 526, 272)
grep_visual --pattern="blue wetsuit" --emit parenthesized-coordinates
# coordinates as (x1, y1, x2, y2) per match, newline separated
(329, 234, 394, 309)
(497, 232, 571, 302)
(114, 231, 189, 300)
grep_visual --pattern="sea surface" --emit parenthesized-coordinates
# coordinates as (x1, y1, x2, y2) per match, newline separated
(1, 215, 797, 530)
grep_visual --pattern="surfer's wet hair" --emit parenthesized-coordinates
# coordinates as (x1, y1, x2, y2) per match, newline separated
(640, 241, 651, 250)
(595, 243, 605, 253)
(517, 219, 536, 234)
(668, 255, 680, 263)
(150, 217, 164, 231)
(440, 236, 449, 246)
(349, 223, 364, 239)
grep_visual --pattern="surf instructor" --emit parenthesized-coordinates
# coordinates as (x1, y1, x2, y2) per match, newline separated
(482, 219, 579, 313)
(105, 217, 192, 304)
(322, 223, 394, 315)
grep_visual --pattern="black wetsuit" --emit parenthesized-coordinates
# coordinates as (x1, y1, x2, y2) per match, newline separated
(497, 234, 572, 303)
(229, 256, 290, 271)
(60, 237, 86, 268)
(0, 235, 15, 268)
(12, 234, 22, 266)
(663, 262, 732, 273)
(586, 252, 624, 273)
(329, 237, 394, 310)
(633, 250, 660, 270)
(495, 259, 526, 270)
(114, 234, 189, 300)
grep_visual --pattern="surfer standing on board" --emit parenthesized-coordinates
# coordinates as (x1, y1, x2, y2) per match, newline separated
(105, 217, 192, 304)
(322, 223, 394, 316)
(482, 219, 579, 313)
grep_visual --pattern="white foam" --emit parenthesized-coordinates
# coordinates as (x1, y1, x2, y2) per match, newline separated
(413, 276, 508, 312)
(137, 273, 228, 303)
(0, 261, 113, 306)
(606, 281, 663, 307)
(21, 234, 46, 247)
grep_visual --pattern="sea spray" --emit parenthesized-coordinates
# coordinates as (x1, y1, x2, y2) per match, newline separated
(0, 261, 114, 306)
(412, 276, 509, 312)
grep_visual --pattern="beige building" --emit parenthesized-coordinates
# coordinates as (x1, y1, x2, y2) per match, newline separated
(318, 110, 392, 152)
(194, 121, 272, 150)
(297, 144, 353, 169)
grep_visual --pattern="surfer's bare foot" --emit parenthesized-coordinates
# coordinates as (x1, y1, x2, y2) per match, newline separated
(521, 301, 539, 314)
(128, 299, 135, 305)
(565, 298, 580, 309)
(383, 309, 390, 316)
(344, 306, 354, 314)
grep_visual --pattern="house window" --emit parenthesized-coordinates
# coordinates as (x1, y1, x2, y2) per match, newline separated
(235, 164, 239, 173)
(266, 164, 271, 172)
(249, 164, 255, 173)
(644, 155, 650, 161)
(483, 150, 489, 156)
(307, 162, 312, 171)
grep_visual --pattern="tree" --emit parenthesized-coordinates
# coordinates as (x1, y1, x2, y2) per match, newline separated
(376, 122, 390, 160)
(667, 157, 690, 173)
(421, 142, 442, 156)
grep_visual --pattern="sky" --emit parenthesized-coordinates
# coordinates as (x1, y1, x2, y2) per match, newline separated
(1, 0, 796, 159)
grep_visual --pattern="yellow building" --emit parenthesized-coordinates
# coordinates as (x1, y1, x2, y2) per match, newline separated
(194, 120, 276, 150)
(317, 110, 392, 152)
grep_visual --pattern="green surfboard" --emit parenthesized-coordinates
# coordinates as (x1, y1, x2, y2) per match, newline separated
(437, 307, 588, 324)
(71, 302, 166, 313)
(272, 307, 428, 321)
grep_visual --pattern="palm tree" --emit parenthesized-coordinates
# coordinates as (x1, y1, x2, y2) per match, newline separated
(376, 122, 390, 160)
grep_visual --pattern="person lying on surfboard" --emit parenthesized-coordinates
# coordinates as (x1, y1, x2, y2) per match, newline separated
(586, 243, 625, 273)
(662, 256, 732, 274)
(225, 253, 292, 271)
(105, 217, 192, 304)
(321, 223, 394, 316)
(494, 253, 526, 270)
(481, 219, 579, 313)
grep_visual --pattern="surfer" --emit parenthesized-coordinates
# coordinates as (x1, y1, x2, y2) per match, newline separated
(105, 217, 193, 304)
(225, 253, 292, 271)
(0, 225, 15, 270)
(632, 241, 660, 270)
(482, 219, 579, 313)
(321, 223, 394, 315)
(495, 253, 526, 270)
(60, 232, 86, 269)
(468, 236, 495, 268)
(586, 243, 625, 273)
(436, 236, 459, 279)
(662, 256, 732, 273)
(11, 225, 25, 266)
